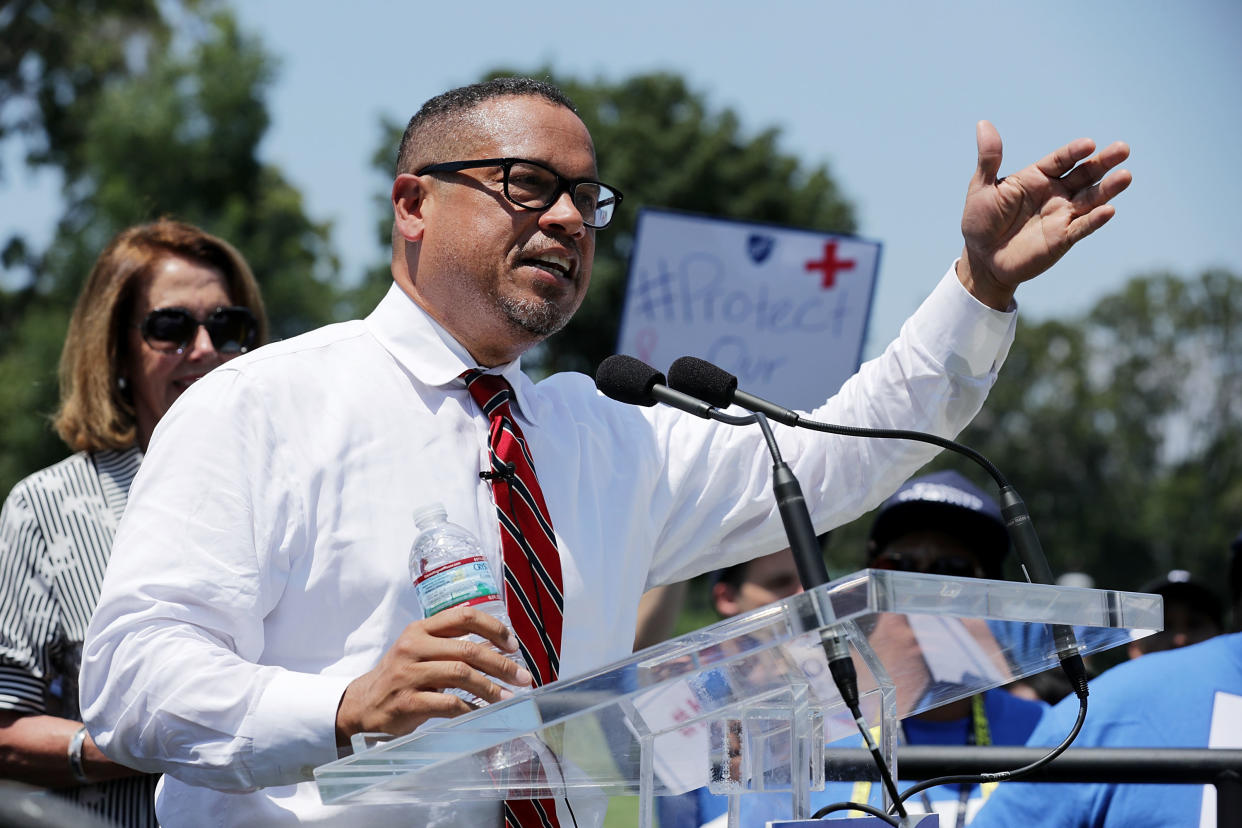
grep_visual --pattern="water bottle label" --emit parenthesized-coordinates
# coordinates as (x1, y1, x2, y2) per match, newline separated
(413, 555, 502, 617)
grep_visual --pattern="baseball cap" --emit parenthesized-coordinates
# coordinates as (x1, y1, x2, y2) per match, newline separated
(1140, 569, 1226, 633)
(867, 470, 1009, 577)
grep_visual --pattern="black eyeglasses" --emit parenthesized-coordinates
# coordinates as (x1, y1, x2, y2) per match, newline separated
(137, 306, 258, 355)
(414, 156, 623, 229)
(870, 551, 982, 579)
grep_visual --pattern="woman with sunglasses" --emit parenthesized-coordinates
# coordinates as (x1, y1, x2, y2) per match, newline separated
(0, 219, 267, 826)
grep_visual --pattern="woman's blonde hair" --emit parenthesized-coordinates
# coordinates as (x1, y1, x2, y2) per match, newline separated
(53, 220, 269, 452)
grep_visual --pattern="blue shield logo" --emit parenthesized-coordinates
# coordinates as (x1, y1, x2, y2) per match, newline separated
(746, 234, 775, 264)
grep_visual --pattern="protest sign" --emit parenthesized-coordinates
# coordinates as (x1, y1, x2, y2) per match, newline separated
(617, 209, 881, 411)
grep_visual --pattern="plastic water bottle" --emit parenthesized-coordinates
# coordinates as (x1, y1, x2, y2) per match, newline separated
(409, 503, 530, 707)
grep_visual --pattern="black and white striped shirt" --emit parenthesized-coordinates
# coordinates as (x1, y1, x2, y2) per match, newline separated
(0, 447, 158, 826)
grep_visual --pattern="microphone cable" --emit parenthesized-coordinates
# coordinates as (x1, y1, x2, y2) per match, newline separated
(750, 410, 909, 819)
(596, 355, 909, 819)
(666, 356, 1092, 818)
(667, 356, 1088, 679)
(884, 692, 1088, 818)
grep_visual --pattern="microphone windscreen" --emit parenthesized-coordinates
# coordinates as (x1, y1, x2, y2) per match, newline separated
(668, 356, 737, 407)
(595, 355, 664, 406)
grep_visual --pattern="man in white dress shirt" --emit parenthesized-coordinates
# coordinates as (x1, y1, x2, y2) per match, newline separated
(80, 77, 1131, 826)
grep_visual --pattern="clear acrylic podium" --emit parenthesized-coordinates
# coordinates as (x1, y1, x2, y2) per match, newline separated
(315, 569, 1162, 826)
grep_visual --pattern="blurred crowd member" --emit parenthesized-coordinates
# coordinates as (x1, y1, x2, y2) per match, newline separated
(865, 470, 1009, 581)
(710, 547, 806, 616)
(1128, 569, 1225, 659)
(848, 471, 1046, 826)
(971, 529, 1242, 828)
(665, 471, 1046, 827)
(654, 547, 807, 828)
(0, 220, 267, 826)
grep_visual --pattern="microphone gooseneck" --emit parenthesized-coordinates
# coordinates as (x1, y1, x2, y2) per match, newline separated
(748, 414, 832, 596)
(746, 409, 899, 814)
(667, 361, 1091, 687)
(669, 354, 1091, 818)
(599, 354, 900, 815)
(668, 358, 1072, 603)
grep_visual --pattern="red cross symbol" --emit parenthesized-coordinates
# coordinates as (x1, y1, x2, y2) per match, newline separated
(805, 240, 855, 289)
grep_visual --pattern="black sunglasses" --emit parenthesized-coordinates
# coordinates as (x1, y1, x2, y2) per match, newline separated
(137, 306, 258, 355)
(414, 156, 623, 229)
(870, 551, 982, 579)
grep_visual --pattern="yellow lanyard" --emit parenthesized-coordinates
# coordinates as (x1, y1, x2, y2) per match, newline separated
(846, 695, 996, 823)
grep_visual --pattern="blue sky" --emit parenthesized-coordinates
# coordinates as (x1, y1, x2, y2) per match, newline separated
(5, 0, 1241, 357)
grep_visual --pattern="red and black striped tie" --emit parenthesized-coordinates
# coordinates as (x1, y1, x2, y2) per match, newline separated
(463, 370, 564, 828)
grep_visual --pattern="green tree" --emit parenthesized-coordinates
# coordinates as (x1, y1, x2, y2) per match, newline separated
(0, 4, 341, 494)
(1, 0, 170, 182)
(2, 0, 175, 490)
(951, 269, 1242, 590)
(825, 269, 1242, 594)
(57, 8, 340, 338)
(1, 0, 172, 329)
(359, 70, 858, 375)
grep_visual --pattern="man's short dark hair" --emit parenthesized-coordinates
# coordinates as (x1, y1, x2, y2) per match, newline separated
(395, 77, 579, 176)
(713, 560, 751, 592)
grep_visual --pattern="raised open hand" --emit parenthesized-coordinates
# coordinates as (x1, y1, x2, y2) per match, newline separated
(958, 120, 1132, 310)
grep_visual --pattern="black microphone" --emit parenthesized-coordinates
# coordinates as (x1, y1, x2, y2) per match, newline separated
(669, 359, 1052, 590)
(599, 353, 897, 813)
(669, 356, 801, 426)
(597, 355, 844, 627)
(597, 355, 828, 589)
(667, 356, 1088, 694)
(480, 462, 516, 482)
(595, 355, 753, 425)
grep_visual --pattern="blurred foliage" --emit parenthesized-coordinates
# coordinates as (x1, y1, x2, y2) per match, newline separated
(0, 304, 71, 492)
(1, 0, 169, 181)
(0, 1, 341, 494)
(964, 268, 1242, 591)
(821, 269, 1242, 603)
(361, 69, 859, 376)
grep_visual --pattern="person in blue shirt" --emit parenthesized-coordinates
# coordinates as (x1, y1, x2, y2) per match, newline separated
(970, 529, 1242, 828)
(1126, 568, 1225, 659)
(660, 470, 1047, 827)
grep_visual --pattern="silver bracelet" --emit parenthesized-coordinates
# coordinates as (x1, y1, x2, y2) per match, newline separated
(68, 725, 89, 784)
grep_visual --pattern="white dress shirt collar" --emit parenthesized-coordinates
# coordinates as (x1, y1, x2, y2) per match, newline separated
(364, 282, 545, 424)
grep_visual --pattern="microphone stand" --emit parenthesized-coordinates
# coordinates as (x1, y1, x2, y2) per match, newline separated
(594, 355, 909, 816)
(749, 411, 908, 818)
(786, 417, 1085, 681)
(666, 356, 1087, 690)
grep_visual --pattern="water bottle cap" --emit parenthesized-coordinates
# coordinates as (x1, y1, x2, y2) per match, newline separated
(412, 502, 448, 528)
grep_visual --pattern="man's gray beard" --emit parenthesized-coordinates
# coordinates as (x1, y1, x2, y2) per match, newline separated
(498, 294, 570, 338)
